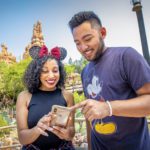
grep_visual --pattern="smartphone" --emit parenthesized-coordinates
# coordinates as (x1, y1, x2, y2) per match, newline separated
(51, 105, 72, 127)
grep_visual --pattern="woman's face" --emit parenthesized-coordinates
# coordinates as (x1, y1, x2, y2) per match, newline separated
(40, 59, 60, 91)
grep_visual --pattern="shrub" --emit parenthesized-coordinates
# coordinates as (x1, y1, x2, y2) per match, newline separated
(0, 114, 10, 137)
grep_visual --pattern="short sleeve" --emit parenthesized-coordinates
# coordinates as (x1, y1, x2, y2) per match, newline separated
(121, 47, 150, 91)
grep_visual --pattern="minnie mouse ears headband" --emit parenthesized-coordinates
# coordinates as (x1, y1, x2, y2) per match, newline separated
(29, 45, 67, 61)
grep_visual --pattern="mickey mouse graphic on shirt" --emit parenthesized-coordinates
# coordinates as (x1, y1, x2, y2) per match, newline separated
(86, 75, 117, 135)
(87, 76, 102, 99)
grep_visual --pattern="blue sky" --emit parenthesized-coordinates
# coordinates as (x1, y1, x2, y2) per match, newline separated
(0, 0, 150, 62)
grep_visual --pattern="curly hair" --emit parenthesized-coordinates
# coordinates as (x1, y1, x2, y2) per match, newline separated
(68, 11, 102, 32)
(23, 56, 66, 94)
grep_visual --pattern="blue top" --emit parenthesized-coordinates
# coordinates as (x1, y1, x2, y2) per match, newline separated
(81, 47, 150, 150)
(24, 88, 68, 149)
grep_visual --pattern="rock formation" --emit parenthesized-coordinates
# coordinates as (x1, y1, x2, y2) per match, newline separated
(23, 21, 45, 59)
(0, 44, 16, 64)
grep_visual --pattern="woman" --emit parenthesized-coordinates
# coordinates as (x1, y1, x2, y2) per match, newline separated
(16, 45, 75, 150)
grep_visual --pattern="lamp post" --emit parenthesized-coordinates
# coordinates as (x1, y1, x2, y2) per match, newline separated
(132, 0, 150, 65)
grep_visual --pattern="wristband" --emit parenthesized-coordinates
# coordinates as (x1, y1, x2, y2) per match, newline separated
(106, 101, 112, 116)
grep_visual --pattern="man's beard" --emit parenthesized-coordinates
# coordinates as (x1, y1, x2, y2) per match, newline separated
(94, 38, 105, 61)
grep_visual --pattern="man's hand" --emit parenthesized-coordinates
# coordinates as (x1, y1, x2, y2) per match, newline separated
(70, 99, 110, 122)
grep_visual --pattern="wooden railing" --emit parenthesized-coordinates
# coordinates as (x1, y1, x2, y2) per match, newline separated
(0, 144, 21, 149)
(65, 84, 83, 93)
(0, 118, 150, 149)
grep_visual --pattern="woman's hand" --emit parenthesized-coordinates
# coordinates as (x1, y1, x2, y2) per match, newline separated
(48, 126, 74, 141)
(35, 113, 52, 136)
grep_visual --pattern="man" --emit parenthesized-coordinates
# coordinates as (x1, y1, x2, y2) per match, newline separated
(68, 11, 150, 150)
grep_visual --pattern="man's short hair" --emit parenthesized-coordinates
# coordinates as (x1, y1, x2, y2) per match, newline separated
(69, 11, 102, 32)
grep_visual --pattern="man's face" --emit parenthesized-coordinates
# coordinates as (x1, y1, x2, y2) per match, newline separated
(72, 22, 105, 61)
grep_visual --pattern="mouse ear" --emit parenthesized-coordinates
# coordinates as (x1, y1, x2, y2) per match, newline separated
(50, 47, 61, 60)
(59, 47, 67, 61)
(50, 47, 67, 61)
(29, 46, 41, 59)
(29, 45, 48, 59)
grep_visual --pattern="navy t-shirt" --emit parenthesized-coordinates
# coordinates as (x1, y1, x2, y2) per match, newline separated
(81, 47, 150, 150)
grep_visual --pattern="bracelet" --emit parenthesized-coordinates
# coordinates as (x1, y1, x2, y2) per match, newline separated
(106, 101, 112, 116)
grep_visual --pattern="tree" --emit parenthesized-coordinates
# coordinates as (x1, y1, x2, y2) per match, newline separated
(64, 64, 75, 75)
(0, 58, 31, 105)
(68, 57, 73, 65)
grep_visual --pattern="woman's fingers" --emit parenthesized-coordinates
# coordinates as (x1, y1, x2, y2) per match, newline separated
(38, 122, 49, 130)
(36, 113, 53, 136)
(44, 114, 51, 123)
(36, 126, 48, 136)
(48, 126, 71, 140)
(47, 127, 63, 139)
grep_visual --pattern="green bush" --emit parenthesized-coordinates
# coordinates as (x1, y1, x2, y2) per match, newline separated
(0, 114, 10, 137)
(0, 58, 31, 104)
(73, 91, 85, 104)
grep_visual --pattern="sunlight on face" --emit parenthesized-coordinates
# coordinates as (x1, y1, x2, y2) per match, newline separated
(40, 59, 60, 91)
(73, 22, 105, 61)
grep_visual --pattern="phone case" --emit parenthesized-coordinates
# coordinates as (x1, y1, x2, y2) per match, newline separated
(51, 105, 71, 127)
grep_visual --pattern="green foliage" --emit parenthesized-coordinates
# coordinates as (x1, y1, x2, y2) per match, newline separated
(75, 109, 84, 118)
(0, 114, 10, 137)
(64, 64, 75, 75)
(73, 91, 85, 118)
(73, 91, 85, 104)
(74, 57, 88, 73)
(75, 121, 86, 134)
(0, 58, 31, 105)
(0, 114, 8, 126)
(66, 57, 88, 74)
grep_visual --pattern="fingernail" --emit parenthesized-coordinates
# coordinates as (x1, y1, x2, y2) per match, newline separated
(53, 126, 57, 128)
(44, 133, 49, 136)
(48, 127, 53, 131)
